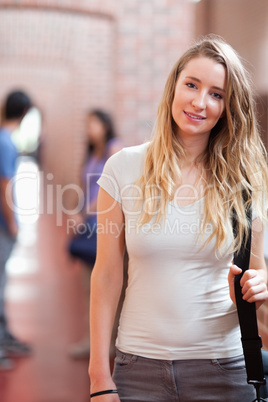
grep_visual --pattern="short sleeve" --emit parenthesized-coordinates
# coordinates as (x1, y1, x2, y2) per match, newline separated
(97, 151, 122, 204)
(0, 136, 16, 179)
(97, 143, 148, 206)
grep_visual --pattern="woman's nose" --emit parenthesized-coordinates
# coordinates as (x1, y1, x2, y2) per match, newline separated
(192, 92, 206, 110)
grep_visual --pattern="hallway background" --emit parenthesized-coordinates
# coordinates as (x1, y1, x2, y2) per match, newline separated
(0, 1, 268, 401)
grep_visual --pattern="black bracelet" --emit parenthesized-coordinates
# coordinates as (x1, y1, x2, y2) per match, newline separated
(90, 389, 118, 398)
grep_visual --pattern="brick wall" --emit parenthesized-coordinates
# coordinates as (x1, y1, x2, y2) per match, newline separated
(0, 4, 115, 211)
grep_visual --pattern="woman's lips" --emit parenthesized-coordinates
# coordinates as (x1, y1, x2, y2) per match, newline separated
(184, 111, 206, 120)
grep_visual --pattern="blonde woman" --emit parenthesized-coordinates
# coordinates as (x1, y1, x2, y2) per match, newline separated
(88, 35, 268, 401)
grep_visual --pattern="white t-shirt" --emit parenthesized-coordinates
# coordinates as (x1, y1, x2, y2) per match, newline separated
(97, 142, 243, 360)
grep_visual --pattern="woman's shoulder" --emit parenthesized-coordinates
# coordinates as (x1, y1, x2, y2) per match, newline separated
(102, 142, 149, 182)
(109, 142, 150, 164)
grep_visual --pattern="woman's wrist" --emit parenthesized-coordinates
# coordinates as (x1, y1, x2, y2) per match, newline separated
(89, 370, 116, 393)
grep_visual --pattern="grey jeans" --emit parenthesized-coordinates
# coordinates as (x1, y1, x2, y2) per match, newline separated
(113, 349, 256, 401)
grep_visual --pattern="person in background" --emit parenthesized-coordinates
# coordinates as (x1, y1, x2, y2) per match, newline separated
(0, 90, 33, 370)
(68, 109, 122, 359)
(88, 35, 268, 401)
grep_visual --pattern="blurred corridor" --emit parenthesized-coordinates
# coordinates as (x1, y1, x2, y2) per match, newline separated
(0, 2, 268, 400)
(0, 206, 90, 401)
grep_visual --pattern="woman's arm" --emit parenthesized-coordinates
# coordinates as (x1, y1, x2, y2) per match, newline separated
(228, 218, 268, 308)
(88, 187, 125, 400)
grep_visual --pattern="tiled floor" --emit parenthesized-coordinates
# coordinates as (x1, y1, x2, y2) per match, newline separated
(0, 214, 91, 402)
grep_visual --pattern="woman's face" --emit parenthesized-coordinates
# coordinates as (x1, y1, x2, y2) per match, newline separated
(86, 114, 107, 145)
(171, 56, 226, 143)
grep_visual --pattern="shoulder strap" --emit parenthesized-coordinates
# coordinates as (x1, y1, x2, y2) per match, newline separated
(233, 199, 266, 400)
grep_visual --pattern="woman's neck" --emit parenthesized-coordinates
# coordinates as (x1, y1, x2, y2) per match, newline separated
(178, 132, 209, 164)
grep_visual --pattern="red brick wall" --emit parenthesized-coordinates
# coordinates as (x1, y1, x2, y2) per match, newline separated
(0, 3, 115, 206)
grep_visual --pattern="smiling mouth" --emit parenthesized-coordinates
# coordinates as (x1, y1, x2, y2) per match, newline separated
(184, 111, 206, 120)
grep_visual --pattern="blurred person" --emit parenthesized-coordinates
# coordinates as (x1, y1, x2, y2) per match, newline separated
(0, 90, 33, 370)
(68, 109, 122, 359)
(88, 35, 268, 401)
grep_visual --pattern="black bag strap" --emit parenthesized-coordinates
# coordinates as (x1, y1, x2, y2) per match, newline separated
(233, 198, 266, 401)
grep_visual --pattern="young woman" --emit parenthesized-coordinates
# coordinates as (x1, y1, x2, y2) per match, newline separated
(88, 35, 268, 401)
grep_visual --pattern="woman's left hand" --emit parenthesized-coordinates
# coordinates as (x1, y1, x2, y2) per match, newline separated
(228, 264, 268, 309)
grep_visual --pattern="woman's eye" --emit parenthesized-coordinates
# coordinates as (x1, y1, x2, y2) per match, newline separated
(186, 83, 197, 89)
(212, 92, 223, 100)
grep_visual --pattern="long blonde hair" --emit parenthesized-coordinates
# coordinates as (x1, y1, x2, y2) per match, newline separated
(137, 34, 268, 252)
